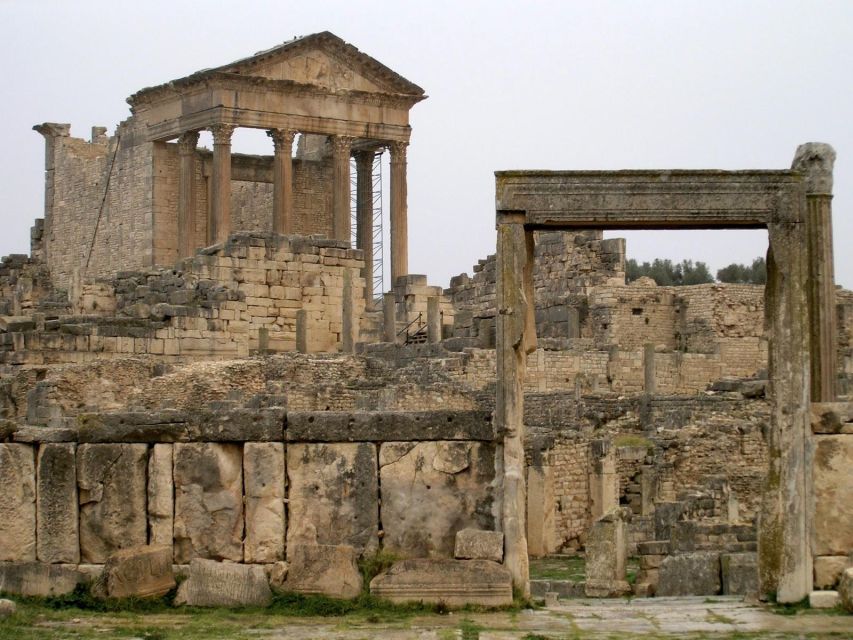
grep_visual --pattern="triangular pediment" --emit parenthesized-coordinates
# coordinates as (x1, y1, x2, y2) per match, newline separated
(216, 32, 424, 96)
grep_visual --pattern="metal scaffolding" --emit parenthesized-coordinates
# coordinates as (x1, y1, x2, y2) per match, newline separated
(350, 151, 384, 299)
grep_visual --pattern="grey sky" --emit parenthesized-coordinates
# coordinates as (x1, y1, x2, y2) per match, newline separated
(1, 0, 850, 288)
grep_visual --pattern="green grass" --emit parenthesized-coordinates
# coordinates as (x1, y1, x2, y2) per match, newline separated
(529, 556, 585, 581)
(613, 434, 653, 450)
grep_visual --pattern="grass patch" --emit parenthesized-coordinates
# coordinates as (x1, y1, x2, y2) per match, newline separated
(705, 609, 736, 625)
(529, 556, 585, 581)
(459, 618, 482, 639)
(613, 434, 653, 450)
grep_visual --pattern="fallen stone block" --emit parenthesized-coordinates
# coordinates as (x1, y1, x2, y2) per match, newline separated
(454, 529, 503, 562)
(657, 552, 721, 597)
(0, 562, 83, 597)
(0, 598, 15, 618)
(814, 556, 852, 590)
(839, 568, 853, 613)
(103, 545, 176, 599)
(809, 590, 840, 609)
(174, 559, 272, 607)
(282, 544, 362, 600)
(721, 552, 757, 596)
(370, 558, 512, 607)
(585, 509, 630, 598)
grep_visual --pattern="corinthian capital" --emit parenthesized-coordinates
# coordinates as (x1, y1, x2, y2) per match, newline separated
(330, 135, 354, 158)
(389, 141, 408, 165)
(210, 124, 236, 146)
(177, 130, 200, 155)
(792, 142, 836, 195)
(267, 128, 297, 154)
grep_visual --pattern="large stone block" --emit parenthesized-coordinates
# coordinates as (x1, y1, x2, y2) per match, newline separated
(286, 443, 378, 552)
(0, 561, 83, 597)
(77, 443, 148, 563)
(36, 443, 79, 563)
(244, 442, 285, 563)
(147, 444, 173, 548)
(839, 568, 853, 613)
(370, 559, 512, 607)
(0, 444, 35, 561)
(721, 552, 758, 596)
(174, 559, 272, 607)
(585, 511, 631, 598)
(380, 441, 497, 557)
(173, 443, 243, 563)
(814, 555, 853, 590)
(283, 543, 362, 599)
(657, 552, 721, 597)
(454, 529, 503, 562)
(103, 544, 176, 599)
(285, 411, 495, 442)
(813, 435, 853, 555)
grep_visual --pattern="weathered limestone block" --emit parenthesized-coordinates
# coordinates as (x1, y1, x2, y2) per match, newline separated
(0, 598, 15, 618)
(585, 510, 631, 597)
(173, 443, 243, 563)
(809, 590, 840, 609)
(286, 443, 377, 552)
(36, 443, 79, 563)
(527, 465, 557, 557)
(0, 561, 83, 596)
(839, 568, 853, 613)
(77, 443, 147, 563)
(811, 402, 853, 434)
(0, 444, 35, 561)
(285, 411, 495, 442)
(380, 441, 496, 557)
(283, 543, 362, 599)
(174, 558, 272, 607)
(370, 559, 513, 607)
(147, 444, 173, 547)
(814, 556, 853, 590)
(813, 435, 853, 556)
(244, 442, 285, 563)
(103, 544, 176, 599)
(657, 552, 721, 596)
(721, 552, 758, 596)
(454, 529, 503, 562)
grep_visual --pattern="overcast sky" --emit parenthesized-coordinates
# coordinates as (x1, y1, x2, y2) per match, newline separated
(1, 0, 851, 288)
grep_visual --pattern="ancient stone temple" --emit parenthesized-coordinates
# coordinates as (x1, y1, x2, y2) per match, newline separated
(34, 31, 424, 298)
(1, 32, 852, 612)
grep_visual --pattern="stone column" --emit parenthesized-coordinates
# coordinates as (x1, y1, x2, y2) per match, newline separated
(268, 129, 296, 235)
(342, 269, 357, 353)
(331, 136, 353, 243)
(389, 141, 409, 285)
(643, 343, 657, 395)
(427, 296, 441, 343)
(177, 131, 199, 258)
(792, 143, 837, 402)
(383, 292, 396, 343)
(495, 213, 536, 597)
(354, 150, 375, 303)
(209, 123, 235, 244)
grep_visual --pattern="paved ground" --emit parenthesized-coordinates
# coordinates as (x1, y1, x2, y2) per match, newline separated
(11, 596, 851, 639)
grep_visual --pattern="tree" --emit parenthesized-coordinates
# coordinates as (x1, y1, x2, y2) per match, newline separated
(717, 257, 766, 284)
(626, 258, 713, 286)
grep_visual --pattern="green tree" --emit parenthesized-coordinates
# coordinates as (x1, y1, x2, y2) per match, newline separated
(717, 257, 766, 284)
(625, 258, 713, 286)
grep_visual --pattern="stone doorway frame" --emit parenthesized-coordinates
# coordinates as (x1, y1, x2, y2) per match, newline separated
(493, 145, 836, 602)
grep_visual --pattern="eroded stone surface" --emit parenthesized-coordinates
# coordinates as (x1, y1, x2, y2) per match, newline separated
(244, 442, 285, 563)
(380, 441, 497, 557)
(36, 443, 79, 563)
(454, 528, 503, 562)
(657, 552, 721, 597)
(286, 443, 377, 552)
(173, 443, 243, 563)
(283, 543, 362, 599)
(103, 544, 176, 599)
(0, 561, 83, 596)
(77, 443, 147, 563)
(0, 598, 15, 618)
(812, 435, 853, 556)
(585, 510, 630, 598)
(839, 567, 853, 613)
(147, 443, 173, 548)
(174, 558, 272, 607)
(0, 444, 35, 561)
(370, 558, 512, 607)
(814, 555, 852, 589)
(721, 552, 757, 596)
(809, 590, 840, 609)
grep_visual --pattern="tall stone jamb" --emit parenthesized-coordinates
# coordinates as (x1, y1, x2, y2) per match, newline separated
(427, 296, 441, 343)
(355, 150, 375, 303)
(209, 123, 235, 244)
(332, 136, 353, 243)
(268, 128, 296, 235)
(342, 269, 358, 353)
(36, 443, 79, 563)
(177, 131, 199, 258)
(0, 444, 36, 561)
(148, 443, 174, 548)
(383, 292, 396, 343)
(389, 141, 408, 284)
(244, 443, 285, 563)
(792, 143, 837, 402)
(643, 343, 657, 394)
(495, 214, 536, 596)
(758, 215, 813, 603)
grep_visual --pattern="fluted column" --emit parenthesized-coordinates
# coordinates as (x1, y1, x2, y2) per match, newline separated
(177, 131, 199, 258)
(389, 141, 408, 285)
(331, 136, 353, 243)
(209, 124, 235, 244)
(267, 128, 296, 235)
(792, 142, 837, 401)
(354, 150, 375, 303)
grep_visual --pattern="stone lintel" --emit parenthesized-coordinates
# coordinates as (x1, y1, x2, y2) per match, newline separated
(286, 410, 495, 442)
